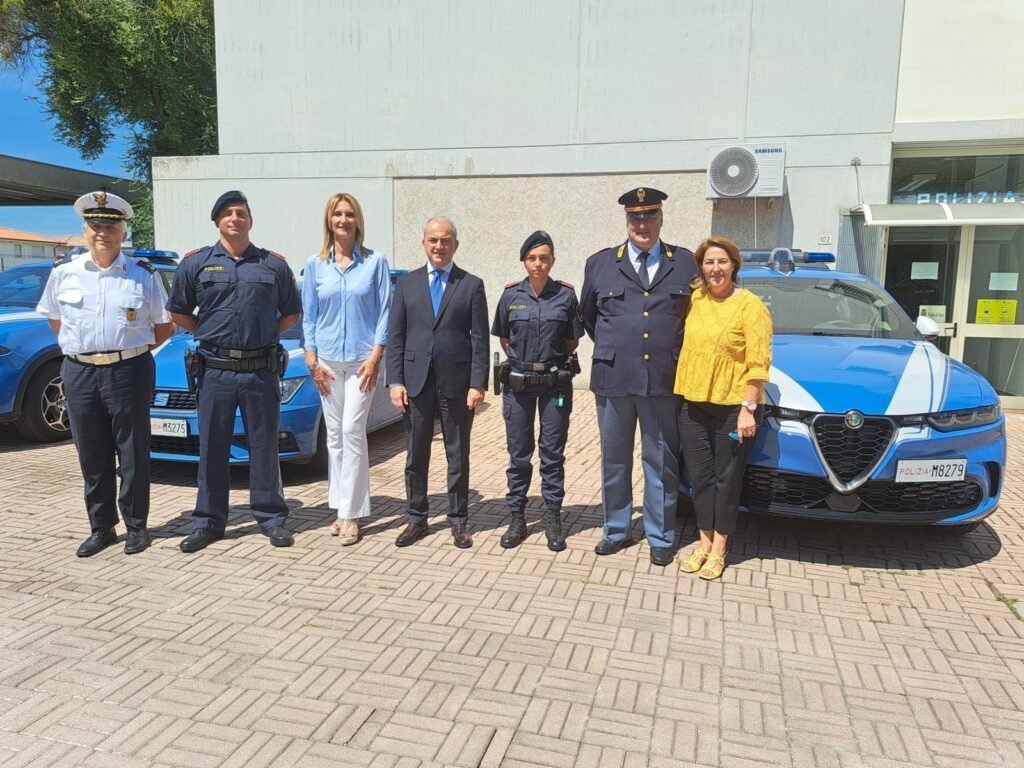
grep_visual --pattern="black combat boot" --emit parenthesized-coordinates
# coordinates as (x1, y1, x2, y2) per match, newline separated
(500, 511, 527, 549)
(544, 507, 566, 552)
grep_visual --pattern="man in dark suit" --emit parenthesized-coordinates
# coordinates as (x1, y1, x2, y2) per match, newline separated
(580, 187, 697, 566)
(387, 216, 489, 548)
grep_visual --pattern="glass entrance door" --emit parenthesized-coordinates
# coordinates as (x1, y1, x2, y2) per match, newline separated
(884, 227, 960, 354)
(956, 225, 1024, 409)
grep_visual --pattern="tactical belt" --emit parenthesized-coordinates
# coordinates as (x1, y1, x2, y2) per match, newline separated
(202, 356, 273, 372)
(70, 345, 149, 366)
(509, 358, 566, 373)
(199, 343, 275, 359)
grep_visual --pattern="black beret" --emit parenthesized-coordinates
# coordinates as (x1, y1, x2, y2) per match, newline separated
(618, 187, 667, 217)
(519, 230, 555, 261)
(211, 190, 249, 221)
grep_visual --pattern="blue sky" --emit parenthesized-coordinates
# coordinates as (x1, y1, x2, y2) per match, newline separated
(0, 61, 131, 238)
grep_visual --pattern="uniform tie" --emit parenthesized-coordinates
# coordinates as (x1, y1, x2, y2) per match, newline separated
(430, 269, 444, 317)
(638, 251, 651, 289)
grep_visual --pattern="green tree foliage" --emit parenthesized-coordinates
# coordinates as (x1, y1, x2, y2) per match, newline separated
(0, 0, 216, 246)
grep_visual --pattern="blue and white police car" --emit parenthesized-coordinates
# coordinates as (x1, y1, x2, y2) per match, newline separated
(731, 249, 1006, 534)
(0, 250, 178, 442)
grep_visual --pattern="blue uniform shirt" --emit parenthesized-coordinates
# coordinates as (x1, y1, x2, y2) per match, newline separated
(301, 246, 391, 362)
(167, 241, 302, 349)
(491, 278, 583, 364)
(37, 251, 170, 355)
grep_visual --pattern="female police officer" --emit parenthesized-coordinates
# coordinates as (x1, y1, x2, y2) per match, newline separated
(491, 231, 583, 551)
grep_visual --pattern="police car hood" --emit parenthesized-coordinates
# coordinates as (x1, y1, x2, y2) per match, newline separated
(766, 335, 995, 415)
(152, 330, 307, 390)
(0, 306, 46, 333)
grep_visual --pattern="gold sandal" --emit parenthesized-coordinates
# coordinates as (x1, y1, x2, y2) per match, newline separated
(679, 548, 709, 573)
(699, 553, 727, 581)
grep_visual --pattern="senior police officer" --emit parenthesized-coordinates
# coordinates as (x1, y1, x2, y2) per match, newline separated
(37, 191, 173, 557)
(492, 230, 583, 551)
(579, 187, 697, 566)
(166, 191, 302, 552)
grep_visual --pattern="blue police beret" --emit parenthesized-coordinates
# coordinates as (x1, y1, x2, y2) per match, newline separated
(211, 190, 249, 221)
(618, 187, 667, 218)
(520, 230, 555, 260)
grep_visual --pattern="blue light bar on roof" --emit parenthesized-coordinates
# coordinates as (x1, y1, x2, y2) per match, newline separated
(131, 248, 178, 260)
(805, 252, 835, 263)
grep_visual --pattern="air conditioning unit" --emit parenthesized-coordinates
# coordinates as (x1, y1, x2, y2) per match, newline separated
(705, 144, 786, 199)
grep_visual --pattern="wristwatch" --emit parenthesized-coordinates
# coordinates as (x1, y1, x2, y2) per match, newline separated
(740, 400, 757, 413)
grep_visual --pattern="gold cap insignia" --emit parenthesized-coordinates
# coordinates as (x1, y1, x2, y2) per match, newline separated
(637, 188, 646, 203)
(94, 192, 108, 208)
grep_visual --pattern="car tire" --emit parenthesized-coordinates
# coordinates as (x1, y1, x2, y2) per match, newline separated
(937, 521, 984, 535)
(14, 360, 71, 443)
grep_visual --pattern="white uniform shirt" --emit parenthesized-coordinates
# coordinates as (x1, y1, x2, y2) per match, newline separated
(626, 239, 663, 282)
(36, 251, 171, 355)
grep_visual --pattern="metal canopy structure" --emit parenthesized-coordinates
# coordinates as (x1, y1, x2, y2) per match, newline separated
(855, 202, 1024, 227)
(0, 154, 135, 206)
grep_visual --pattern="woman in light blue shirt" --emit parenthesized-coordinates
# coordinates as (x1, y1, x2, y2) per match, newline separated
(302, 193, 391, 544)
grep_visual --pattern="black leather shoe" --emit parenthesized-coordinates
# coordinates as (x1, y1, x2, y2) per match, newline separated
(500, 513, 527, 549)
(180, 529, 223, 553)
(76, 528, 117, 558)
(124, 528, 151, 555)
(544, 508, 566, 552)
(649, 546, 674, 566)
(451, 522, 473, 549)
(265, 526, 294, 547)
(594, 537, 633, 556)
(395, 522, 429, 547)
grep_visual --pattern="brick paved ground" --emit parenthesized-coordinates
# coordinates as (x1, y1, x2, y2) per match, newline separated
(0, 398, 1022, 768)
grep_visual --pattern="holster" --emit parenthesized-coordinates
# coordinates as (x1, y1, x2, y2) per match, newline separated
(184, 348, 203, 394)
(493, 353, 510, 395)
(274, 344, 289, 379)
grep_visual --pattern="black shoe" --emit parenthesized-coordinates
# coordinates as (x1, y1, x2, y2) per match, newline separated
(594, 537, 633, 556)
(649, 546, 674, 566)
(500, 512, 527, 549)
(396, 522, 429, 547)
(76, 528, 117, 558)
(124, 528, 151, 555)
(180, 529, 223, 553)
(265, 526, 294, 547)
(544, 508, 566, 552)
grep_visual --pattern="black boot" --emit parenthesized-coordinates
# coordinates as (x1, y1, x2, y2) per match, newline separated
(500, 511, 527, 549)
(544, 507, 566, 552)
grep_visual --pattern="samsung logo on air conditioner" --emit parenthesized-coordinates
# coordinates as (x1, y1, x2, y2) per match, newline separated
(754, 148, 783, 154)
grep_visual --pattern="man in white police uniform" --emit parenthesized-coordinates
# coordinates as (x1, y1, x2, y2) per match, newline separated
(37, 191, 173, 557)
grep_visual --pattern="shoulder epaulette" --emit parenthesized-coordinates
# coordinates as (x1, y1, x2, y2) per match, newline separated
(558, 280, 574, 288)
(183, 247, 205, 258)
(267, 250, 287, 261)
(505, 281, 519, 289)
(52, 253, 72, 268)
(136, 259, 157, 274)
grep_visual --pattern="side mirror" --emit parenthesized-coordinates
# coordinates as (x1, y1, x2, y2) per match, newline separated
(916, 314, 941, 338)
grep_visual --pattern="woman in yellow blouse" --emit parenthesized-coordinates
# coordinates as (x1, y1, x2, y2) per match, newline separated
(674, 236, 772, 580)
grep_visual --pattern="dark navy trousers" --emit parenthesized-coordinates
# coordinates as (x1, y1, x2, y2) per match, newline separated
(62, 354, 153, 532)
(194, 367, 288, 533)
(502, 386, 572, 512)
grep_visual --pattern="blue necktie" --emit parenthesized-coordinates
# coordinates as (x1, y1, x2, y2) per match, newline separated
(430, 269, 444, 317)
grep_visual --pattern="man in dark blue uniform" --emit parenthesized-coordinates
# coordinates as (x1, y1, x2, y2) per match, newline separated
(167, 191, 302, 552)
(579, 187, 697, 566)
(38, 191, 173, 557)
(492, 230, 583, 551)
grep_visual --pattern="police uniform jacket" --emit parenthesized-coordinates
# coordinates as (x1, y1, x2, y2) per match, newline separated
(37, 251, 170, 355)
(166, 242, 302, 351)
(492, 278, 583, 366)
(580, 240, 697, 397)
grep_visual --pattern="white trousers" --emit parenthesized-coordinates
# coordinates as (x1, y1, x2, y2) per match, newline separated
(319, 359, 374, 519)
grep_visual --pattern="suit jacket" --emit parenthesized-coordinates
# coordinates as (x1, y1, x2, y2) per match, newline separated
(387, 263, 490, 399)
(580, 240, 697, 397)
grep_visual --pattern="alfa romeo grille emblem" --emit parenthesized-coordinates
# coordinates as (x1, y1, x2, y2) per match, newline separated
(844, 410, 864, 429)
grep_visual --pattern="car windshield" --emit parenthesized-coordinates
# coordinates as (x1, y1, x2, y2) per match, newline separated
(0, 266, 51, 307)
(744, 276, 920, 339)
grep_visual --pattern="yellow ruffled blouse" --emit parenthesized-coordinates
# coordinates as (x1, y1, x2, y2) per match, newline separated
(674, 285, 773, 404)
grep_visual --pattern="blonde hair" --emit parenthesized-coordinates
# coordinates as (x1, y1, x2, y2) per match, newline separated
(318, 193, 366, 260)
(692, 235, 743, 290)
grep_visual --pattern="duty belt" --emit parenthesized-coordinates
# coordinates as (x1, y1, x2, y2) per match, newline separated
(69, 345, 149, 366)
(510, 358, 566, 373)
(202, 356, 273, 372)
(199, 343, 275, 359)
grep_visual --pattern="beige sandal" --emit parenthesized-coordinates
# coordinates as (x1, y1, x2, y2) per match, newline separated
(699, 553, 727, 581)
(679, 548, 709, 573)
(331, 520, 360, 545)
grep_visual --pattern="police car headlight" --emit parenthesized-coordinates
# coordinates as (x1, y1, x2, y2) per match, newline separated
(924, 404, 1001, 432)
(279, 378, 305, 403)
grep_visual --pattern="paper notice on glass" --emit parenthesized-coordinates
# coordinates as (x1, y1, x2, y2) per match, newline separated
(988, 272, 1019, 291)
(911, 262, 939, 280)
(918, 304, 946, 322)
(976, 298, 1018, 324)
